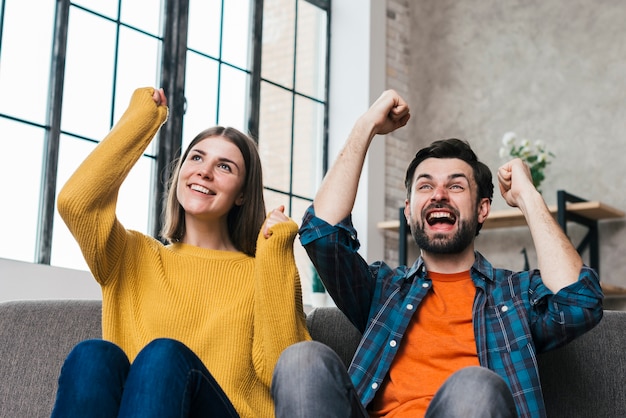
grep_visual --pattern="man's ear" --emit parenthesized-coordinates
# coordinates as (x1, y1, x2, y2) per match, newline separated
(404, 199, 411, 224)
(477, 198, 491, 224)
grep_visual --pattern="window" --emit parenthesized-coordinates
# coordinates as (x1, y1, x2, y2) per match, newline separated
(0, 0, 329, 297)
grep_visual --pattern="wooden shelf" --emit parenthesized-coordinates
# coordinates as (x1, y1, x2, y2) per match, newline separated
(378, 201, 625, 232)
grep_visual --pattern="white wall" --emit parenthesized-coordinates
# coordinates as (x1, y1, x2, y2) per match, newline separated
(329, 0, 386, 263)
(0, 258, 100, 302)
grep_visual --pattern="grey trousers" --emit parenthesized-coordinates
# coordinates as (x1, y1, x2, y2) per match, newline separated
(271, 341, 517, 418)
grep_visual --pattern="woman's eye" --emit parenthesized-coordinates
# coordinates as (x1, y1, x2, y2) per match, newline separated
(218, 162, 232, 172)
(190, 154, 201, 161)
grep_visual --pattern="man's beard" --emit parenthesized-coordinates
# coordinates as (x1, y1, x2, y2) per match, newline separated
(410, 215, 477, 255)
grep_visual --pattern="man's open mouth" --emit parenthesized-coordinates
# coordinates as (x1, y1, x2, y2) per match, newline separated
(426, 210, 457, 226)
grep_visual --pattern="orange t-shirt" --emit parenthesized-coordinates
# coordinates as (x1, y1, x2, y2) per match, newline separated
(368, 271, 479, 417)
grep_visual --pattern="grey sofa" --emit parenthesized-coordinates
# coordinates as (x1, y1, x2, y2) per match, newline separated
(1, 300, 625, 418)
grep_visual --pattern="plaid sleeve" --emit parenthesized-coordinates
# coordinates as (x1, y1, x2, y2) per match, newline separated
(529, 266, 603, 352)
(298, 205, 376, 331)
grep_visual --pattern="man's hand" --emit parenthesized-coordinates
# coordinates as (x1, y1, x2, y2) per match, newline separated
(497, 158, 536, 209)
(499, 158, 583, 292)
(313, 90, 410, 225)
(263, 205, 288, 238)
(357, 89, 411, 136)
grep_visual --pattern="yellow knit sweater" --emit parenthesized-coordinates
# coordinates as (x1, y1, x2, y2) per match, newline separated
(57, 87, 310, 418)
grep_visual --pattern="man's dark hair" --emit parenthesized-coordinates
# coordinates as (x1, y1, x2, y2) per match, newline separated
(404, 138, 494, 234)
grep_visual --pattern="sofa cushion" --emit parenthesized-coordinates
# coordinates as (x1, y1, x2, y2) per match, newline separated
(538, 309, 626, 418)
(0, 300, 102, 418)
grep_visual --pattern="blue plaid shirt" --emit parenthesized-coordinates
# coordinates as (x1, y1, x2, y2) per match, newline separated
(299, 205, 603, 418)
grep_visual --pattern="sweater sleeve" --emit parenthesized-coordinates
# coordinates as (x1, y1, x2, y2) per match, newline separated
(252, 218, 312, 386)
(57, 87, 169, 284)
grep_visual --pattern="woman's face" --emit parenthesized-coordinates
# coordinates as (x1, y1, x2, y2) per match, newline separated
(176, 135, 246, 223)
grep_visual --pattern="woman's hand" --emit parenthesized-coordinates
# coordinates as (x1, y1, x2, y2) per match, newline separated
(152, 88, 167, 107)
(263, 205, 289, 238)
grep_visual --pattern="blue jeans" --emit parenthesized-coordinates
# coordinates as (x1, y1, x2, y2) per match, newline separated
(51, 338, 239, 418)
(271, 341, 517, 418)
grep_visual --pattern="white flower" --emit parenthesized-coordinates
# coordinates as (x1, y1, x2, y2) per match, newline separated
(502, 132, 516, 146)
(498, 131, 554, 192)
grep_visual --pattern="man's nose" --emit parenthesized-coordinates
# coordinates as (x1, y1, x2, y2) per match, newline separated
(431, 186, 448, 201)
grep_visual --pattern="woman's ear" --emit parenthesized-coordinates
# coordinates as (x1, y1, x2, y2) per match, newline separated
(235, 193, 245, 206)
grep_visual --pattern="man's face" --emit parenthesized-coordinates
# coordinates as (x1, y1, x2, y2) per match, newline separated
(404, 158, 489, 255)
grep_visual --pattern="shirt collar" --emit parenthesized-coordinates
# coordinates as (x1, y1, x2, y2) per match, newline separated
(406, 251, 495, 283)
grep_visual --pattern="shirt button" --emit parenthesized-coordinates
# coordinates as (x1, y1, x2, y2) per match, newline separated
(372, 382, 379, 390)
(422, 283, 429, 288)
(501, 305, 509, 312)
(390, 340, 397, 347)
(406, 304, 414, 310)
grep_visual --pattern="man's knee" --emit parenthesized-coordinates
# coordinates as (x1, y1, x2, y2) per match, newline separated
(427, 367, 516, 418)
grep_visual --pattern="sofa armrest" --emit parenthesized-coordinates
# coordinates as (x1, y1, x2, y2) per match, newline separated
(0, 300, 102, 418)
(538, 309, 626, 418)
(306, 307, 362, 367)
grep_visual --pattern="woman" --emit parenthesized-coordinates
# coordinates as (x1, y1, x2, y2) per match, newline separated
(51, 87, 310, 417)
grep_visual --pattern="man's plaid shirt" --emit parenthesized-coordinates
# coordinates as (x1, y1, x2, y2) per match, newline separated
(299, 205, 603, 418)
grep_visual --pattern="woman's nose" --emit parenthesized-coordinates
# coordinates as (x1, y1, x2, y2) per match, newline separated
(197, 164, 213, 179)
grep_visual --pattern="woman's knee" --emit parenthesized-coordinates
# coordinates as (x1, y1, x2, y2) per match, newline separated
(61, 339, 129, 376)
(56, 339, 129, 400)
(131, 338, 206, 382)
(134, 338, 194, 364)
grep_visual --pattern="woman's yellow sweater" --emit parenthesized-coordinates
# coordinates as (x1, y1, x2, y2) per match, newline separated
(57, 87, 310, 418)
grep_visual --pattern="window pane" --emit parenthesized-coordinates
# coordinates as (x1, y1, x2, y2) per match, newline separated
(293, 96, 323, 199)
(263, 189, 290, 215)
(295, 0, 327, 100)
(292, 196, 315, 304)
(115, 27, 163, 156)
(218, 65, 249, 131)
(187, 0, 221, 57)
(116, 27, 162, 100)
(120, 0, 163, 35)
(72, 0, 118, 19)
(262, 0, 295, 88)
(117, 156, 153, 234)
(61, 7, 117, 138)
(0, 0, 55, 123)
(222, 0, 253, 69)
(259, 82, 293, 192)
(0, 120, 44, 263)
(183, 51, 219, 150)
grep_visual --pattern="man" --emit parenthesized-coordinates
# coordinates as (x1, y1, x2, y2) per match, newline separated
(271, 90, 603, 418)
